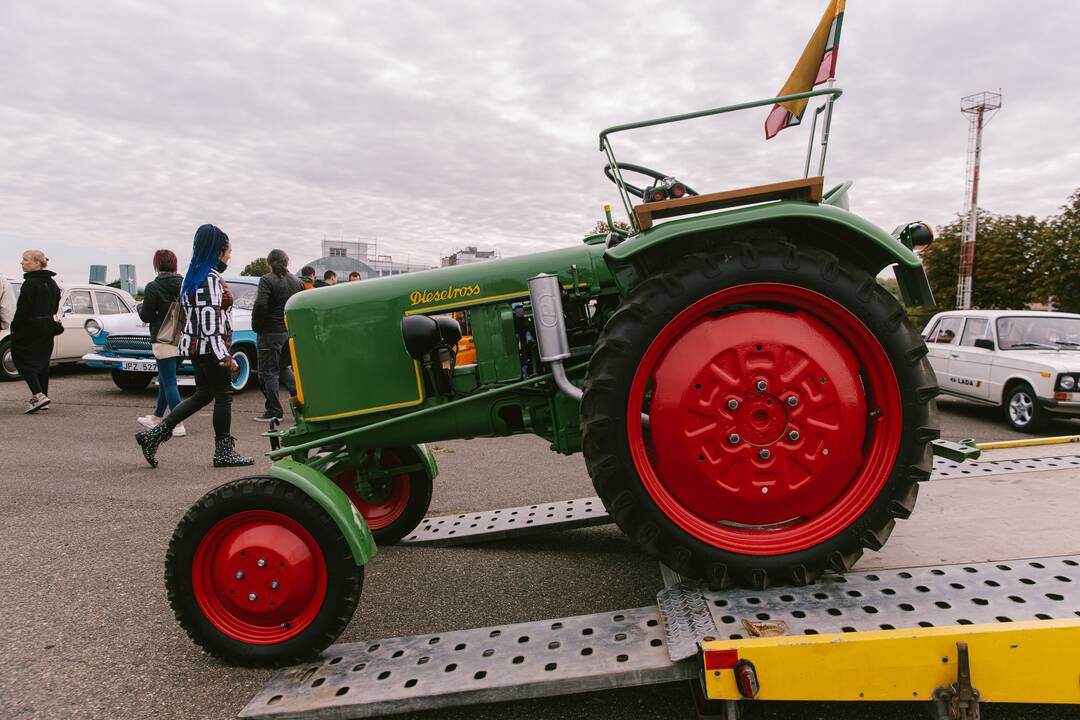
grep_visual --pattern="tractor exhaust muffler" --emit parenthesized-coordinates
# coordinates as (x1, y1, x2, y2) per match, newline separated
(527, 273, 582, 401)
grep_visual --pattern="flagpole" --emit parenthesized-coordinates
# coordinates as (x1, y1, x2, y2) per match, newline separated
(816, 78, 836, 177)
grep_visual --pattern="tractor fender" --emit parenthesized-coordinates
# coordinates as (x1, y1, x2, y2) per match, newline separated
(604, 201, 934, 307)
(410, 443, 440, 482)
(268, 459, 376, 566)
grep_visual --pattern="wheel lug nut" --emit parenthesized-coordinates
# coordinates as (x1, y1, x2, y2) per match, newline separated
(727, 399, 738, 410)
(759, 449, 771, 460)
(787, 395, 798, 406)
(788, 430, 800, 441)
(257, 558, 266, 567)
(756, 380, 768, 392)
(728, 433, 740, 444)
(248, 593, 257, 602)
(235, 571, 244, 580)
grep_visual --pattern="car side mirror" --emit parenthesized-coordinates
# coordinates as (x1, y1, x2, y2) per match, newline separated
(136, 302, 143, 314)
(61, 305, 72, 317)
(974, 338, 994, 351)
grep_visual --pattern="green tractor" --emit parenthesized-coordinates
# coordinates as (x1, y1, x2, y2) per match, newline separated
(165, 87, 950, 667)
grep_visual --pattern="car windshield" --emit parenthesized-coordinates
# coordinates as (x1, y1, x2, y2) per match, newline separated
(996, 316, 1080, 350)
(230, 282, 258, 311)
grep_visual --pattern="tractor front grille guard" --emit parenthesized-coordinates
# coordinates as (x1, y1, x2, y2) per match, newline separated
(599, 87, 843, 233)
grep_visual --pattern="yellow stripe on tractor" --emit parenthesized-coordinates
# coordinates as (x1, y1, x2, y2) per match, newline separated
(701, 619, 1080, 704)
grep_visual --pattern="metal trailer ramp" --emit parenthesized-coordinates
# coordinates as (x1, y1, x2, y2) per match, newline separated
(241, 554, 1080, 719)
(400, 454, 1080, 547)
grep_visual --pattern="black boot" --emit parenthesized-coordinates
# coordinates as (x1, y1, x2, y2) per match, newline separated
(135, 422, 173, 468)
(213, 435, 254, 467)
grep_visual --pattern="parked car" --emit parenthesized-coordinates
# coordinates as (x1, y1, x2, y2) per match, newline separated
(923, 309, 1080, 432)
(1, 279, 137, 381)
(81, 275, 260, 392)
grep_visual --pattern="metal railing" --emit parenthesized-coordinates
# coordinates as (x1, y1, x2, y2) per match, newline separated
(598, 87, 843, 231)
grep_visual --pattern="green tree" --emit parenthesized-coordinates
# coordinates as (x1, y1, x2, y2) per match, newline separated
(588, 219, 632, 235)
(1032, 189, 1080, 311)
(241, 257, 270, 276)
(919, 210, 1043, 310)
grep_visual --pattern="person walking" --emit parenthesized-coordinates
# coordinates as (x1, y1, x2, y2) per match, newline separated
(136, 249, 187, 436)
(251, 249, 303, 423)
(11, 250, 61, 413)
(135, 225, 253, 468)
(298, 266, 316, 290)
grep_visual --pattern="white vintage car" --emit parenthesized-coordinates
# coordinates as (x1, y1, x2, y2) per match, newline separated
(0, 279, 137, 381)
(923, 309, 1080, 432)
(81, 275, 260, 392)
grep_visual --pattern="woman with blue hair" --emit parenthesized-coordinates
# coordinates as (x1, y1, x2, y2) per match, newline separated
(136, 224, 254, 468)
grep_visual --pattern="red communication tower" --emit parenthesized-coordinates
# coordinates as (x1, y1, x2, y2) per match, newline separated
(956, 91, 1002, 310)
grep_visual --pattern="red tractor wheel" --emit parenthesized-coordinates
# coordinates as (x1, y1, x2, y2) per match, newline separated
(582, 238, 938, 589)
(329, 447, 433, 545)
(165, 476, 363, 667)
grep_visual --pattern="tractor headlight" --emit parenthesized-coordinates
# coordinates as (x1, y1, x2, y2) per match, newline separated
(84, 318, 103, 337)
(1060, 374, 1076, 391)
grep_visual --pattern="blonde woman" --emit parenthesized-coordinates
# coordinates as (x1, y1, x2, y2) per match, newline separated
(11, 250, 61, 413)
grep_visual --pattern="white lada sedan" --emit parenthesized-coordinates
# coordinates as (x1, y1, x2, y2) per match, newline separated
(923, 310, 1080, 432)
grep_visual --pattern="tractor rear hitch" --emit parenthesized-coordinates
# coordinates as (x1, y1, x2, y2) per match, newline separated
(931, 438, 981, 463)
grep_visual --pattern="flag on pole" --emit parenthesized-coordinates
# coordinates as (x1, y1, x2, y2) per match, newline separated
(764, 0, 846, 140)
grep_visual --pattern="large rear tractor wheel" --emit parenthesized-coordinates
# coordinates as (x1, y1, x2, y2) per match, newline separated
(582, 238, 938, 589)
(165, 476, 363, 667)
(330, 447, 433, 545)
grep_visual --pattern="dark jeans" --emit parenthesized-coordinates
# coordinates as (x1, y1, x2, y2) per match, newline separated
(153, 355, 182, 417)
(257, 332, 295, 418)
(163, 355, 232, 437)
(12, 332, 54, 397)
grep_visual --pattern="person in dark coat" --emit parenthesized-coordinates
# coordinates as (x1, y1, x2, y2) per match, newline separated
(251, 249, 303, 422)
(12, 250, 61, 413)
(136, 249, 186, 436)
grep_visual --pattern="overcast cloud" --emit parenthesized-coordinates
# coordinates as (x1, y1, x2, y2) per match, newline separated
(1, 1, 1077, 285)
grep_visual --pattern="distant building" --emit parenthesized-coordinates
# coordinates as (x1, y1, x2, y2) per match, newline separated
(441, 246, 498, 267)
(306, 239, 436, 280)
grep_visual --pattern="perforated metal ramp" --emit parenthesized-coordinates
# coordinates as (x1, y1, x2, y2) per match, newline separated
(241, 555, 1080, 719)
(401, 454, 1080, 546)
(241, 604, 688, 719)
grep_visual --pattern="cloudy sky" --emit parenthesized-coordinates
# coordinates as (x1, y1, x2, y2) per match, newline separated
(2, 1, 1077, 285)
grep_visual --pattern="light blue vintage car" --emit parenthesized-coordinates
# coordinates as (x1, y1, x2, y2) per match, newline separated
(82, 275, 260, 392)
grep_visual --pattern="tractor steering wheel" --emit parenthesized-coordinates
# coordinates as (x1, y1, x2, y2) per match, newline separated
(603, 162, 698, 199)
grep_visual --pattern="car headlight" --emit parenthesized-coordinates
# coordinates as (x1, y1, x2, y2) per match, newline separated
(84, 319, 103, 337)
(1060, 374, 1076, 391)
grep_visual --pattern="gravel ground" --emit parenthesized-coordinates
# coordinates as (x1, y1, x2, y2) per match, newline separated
(0, 366, 1075, 720)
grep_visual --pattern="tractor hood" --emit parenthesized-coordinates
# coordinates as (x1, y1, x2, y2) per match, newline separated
(285, 243, 614, 423)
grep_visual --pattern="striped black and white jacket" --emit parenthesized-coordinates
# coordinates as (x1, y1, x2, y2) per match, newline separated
(178, 270, 233, 363)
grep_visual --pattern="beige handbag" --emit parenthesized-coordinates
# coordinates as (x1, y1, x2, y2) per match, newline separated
(154, 301, 185, 359)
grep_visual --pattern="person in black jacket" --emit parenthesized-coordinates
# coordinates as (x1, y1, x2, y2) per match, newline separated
(12, 250, 61, 413)
(251, 249, 303, 422)
(136, 249, 187, 436)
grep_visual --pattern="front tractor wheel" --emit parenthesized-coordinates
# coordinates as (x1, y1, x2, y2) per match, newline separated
(582, 239, 938, 589)
(165, 476, 363, 667)
(330, 448, 433, 545)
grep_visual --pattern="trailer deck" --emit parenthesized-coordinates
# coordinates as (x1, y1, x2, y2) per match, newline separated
(240, 449, 1080, 719)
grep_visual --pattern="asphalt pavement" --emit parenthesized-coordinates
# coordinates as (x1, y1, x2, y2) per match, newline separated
(1, 367, 1077, 720)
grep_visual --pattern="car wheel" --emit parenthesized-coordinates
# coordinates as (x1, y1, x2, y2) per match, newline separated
(111, 369, 153, 391)
(1004, 383, 1047, 433)
(0, 338, 20, 381)
(230, 347, 254, 392)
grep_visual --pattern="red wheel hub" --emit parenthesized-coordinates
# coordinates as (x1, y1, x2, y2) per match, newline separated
(192, 510, 327, 644)
(332, 451, 411, 531)
(627, 283, 901, 555)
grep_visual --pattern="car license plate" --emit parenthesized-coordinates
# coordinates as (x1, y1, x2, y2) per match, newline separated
(122, 360, 157, 372)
